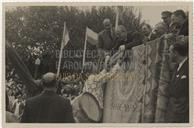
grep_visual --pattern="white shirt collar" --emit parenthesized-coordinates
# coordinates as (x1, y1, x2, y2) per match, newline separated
(177, 57, 188, 71)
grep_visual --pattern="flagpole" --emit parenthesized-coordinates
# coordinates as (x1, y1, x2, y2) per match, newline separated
(82, 29, 88, 73)
(115, 7, 119, 30)
(57, 22, 66, 78)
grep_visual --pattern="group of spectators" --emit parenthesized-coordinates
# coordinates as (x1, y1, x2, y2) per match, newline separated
(6, 79, 26, 122)
(59, 74, 84, 101)
(98, 9, 189, 123)
(6, 9, 189, 123)
(6, 72, 85, 122)
(98, 10, 188, 64)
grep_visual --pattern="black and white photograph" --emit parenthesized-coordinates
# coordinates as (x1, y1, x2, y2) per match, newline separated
(2, 2, 193, 126)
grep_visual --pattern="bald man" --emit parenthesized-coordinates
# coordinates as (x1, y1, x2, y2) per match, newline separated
(97, 18, 116, 71)
(98, 18, 115, 53)
(112, 25, 144, 71)
(114, 25, 144, 50)
(21, 72, 74, 123)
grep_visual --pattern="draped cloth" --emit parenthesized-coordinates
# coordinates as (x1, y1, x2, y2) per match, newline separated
(103, 45, 146, 123)
(103, 36, 188, 123)
(102, 37, 163, 123)
(141, 38, 162, 122)
(6, 41, 38, 96)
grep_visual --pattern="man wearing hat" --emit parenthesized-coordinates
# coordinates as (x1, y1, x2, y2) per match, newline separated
(21, 72, 74, 123)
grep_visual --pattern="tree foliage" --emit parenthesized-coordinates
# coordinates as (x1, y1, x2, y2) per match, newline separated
(6, 6, 145, 78)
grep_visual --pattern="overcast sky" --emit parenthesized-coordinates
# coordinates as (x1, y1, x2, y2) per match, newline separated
(136, 6, 189, 26)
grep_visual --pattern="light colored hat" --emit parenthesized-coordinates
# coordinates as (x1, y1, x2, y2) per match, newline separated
(42, 72, 56, 83)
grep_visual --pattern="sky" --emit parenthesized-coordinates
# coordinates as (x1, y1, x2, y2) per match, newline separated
(135, 6, 189, 27)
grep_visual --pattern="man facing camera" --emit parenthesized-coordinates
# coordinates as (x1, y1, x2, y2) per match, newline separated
(161, 11, 172, 31)
(97, 18, 115, 71)
(98, 18, 115, 53)
(171, 9, 188, 36)
(167, 43, 189, 123)
(21, 72, 74, 123)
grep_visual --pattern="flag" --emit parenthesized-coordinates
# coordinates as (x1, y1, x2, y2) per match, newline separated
(115, 7, 119, 30)
(6, 41, 38, 96)
(57, 22, 69, 77)
(61, 22, 70, 49)
(86, 27, 98, 46)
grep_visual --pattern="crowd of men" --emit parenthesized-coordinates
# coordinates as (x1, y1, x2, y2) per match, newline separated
(98, 9, 188, 55)
(6, 9, 189, 123)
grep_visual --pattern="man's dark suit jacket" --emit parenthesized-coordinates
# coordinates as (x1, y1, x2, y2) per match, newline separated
(167, 59, 189, 123)
(21, 90, 75, 123)
(98, 29, 115, 51)
(113, 31, 144, 50)
(178, 19, 188, 36)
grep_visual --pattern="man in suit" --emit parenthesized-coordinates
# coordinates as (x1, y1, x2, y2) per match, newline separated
(167, 42, 189, 123)
(114, 25, 144, 51)
(113, 25, 144, 71)
(98, 18, 115, 71)
(21, 72, 74, 123)
(161, 11, 172, 32)
(98, 18, 115, 53)
(171, 9, 188, 36)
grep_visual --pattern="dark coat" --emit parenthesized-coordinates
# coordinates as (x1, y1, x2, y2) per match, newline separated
(98, 29, 115, 51)
(167, 59, 189, 123)
(113, 31, 144, 50)
(21, 90, 75, 123)
(178, 19, 188, 36)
